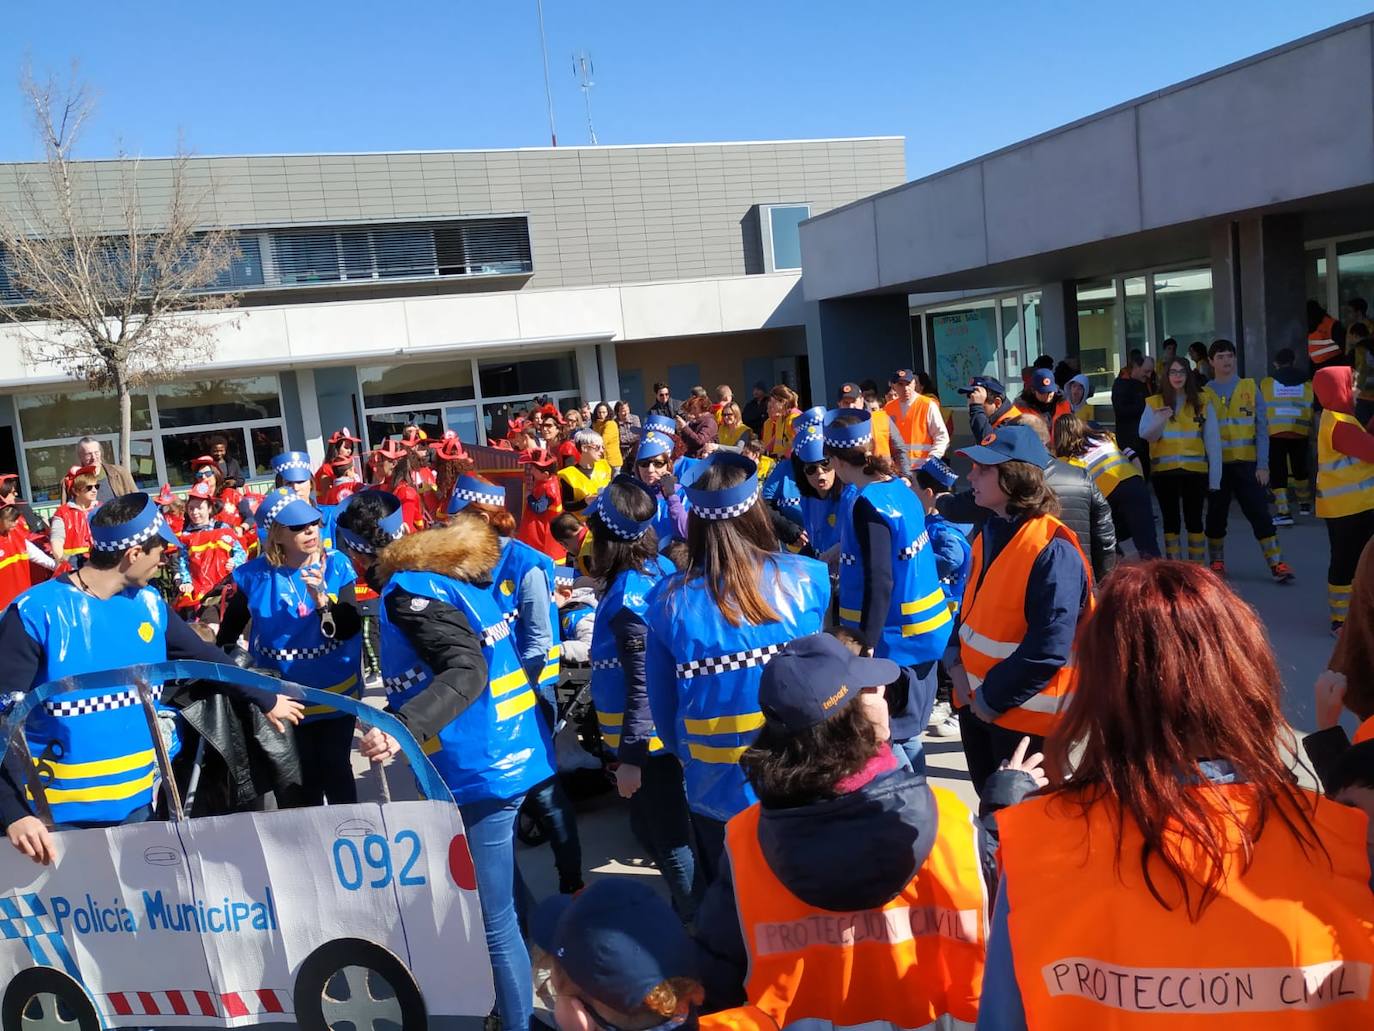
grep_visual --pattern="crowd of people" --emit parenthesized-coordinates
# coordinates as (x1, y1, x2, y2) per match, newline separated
(2, 349, 1374, 1029)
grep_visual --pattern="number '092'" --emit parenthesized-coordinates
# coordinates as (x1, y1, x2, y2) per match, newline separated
(332, 830, 427, 891)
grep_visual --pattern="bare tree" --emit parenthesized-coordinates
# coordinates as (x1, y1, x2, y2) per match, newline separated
(0, 70, 242, 472)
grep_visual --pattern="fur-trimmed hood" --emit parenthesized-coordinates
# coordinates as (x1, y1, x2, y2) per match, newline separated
(377, 518, 501, 584)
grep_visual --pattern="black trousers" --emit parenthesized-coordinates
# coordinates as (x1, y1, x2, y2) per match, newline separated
(294, 716, 358, 806)
(1326, 509, 1374, 587)
(1205, 461, 1275, 542)
(1108, 476, 1161, 557)
(1151, 471, 1207, 536)
(1269, 436, 1310, 492)
(959, 707, 1042, 798)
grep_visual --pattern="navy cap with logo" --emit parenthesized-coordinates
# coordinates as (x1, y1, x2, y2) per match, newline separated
(759, 633, 899, 733)
(956, 425, 1052, 469)
(530, 879, 698, 1015)
(956, 375, 1007, 398)
(890, 369, 916, 386)
(836, 381, 862, 401)
(1031, 368, 1056, 392)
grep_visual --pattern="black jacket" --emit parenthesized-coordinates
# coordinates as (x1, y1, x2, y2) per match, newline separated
(1112, 374, 1149, 450)
(935, 460, 1117, 582)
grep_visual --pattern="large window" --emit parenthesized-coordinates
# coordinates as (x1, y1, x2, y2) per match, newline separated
(15, 376, 287, 501)
(928, 300, 999, 400)
(1076, 280, 1121, 395)
(359, 360, 476, 409)
(761, 204, 810, 273)
(478, 354, 578, 398)
(1153, 268, 1215, 349)
(1336, 241, 1374, 316)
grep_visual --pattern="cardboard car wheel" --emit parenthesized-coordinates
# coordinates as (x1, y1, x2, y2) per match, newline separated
(294, 938, 427, 1031)
(2, 969, 100, 1031)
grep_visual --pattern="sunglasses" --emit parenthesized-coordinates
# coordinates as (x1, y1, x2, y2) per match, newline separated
(804, 460, 832, 476)
(636, 458, 668, 469)
(80, 484, 100, 492)
(285, 520, 322, 533)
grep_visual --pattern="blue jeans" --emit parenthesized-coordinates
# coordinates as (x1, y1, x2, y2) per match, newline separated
(458, 795, 531, 1031)
(891, 661, 938, 775)
(628, 754, 698, 921)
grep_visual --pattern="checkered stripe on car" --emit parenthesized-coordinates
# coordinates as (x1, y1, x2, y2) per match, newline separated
(45, 688, 140, 717)
(676, 642, 784, 681)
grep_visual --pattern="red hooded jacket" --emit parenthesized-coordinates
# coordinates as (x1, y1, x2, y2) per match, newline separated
(1314, 366, 1374, 463)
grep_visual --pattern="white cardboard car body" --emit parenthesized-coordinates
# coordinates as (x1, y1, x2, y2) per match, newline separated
(0, 661, 495, 1030)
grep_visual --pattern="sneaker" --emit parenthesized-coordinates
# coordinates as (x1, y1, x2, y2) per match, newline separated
(1270, 561, 1295, 585)
(1272, 513, 1294, 527)
(1209, 560, 1227, 577)
(926, 700, 952, 730)
(1332, 620, 1345, 639)
(1300, 503, 1313, 517)
(929, 716, 961, 739)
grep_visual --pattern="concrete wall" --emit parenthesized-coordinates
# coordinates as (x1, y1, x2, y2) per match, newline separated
(614, 328, 807, 412)
(0, 139, 904, 292)
(0, 273, 808, 389)
(801, 16, 1374, 299)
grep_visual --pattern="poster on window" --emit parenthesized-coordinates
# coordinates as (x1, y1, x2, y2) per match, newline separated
(932, 309, 999, 400)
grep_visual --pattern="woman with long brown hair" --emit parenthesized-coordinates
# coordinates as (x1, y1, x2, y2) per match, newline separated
(982, 561, 1374, 1029)
(1140, 355, 1221, 563)
(644, 452, 830, 878)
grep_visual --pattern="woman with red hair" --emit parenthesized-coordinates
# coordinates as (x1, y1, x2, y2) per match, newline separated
(981, 561, 1374, 1029)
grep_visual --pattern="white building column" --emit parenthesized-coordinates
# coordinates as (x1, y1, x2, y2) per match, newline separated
(597, 342, 622, 403)
(296, 368, 326, 466)
(574, 345, 602, 404)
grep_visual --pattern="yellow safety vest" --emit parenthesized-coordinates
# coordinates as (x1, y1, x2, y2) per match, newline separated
(1316, 410, 1374, 518)
(1146, 395, 1208, 475)
(557, 460, 612, 518)
(1204, 379, 1259, 463)
(1260, 377, 1314, 437)
(1074, 435, 1140, 498)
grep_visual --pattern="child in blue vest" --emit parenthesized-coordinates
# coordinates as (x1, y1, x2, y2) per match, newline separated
(914, 458, 971, 740)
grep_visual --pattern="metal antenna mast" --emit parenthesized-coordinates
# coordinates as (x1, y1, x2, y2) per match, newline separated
(536, 0, 558, 146)
(572, 50, 597, 145)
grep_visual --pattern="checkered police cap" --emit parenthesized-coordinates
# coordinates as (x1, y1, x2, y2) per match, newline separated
(90, 494, 180, 553)
(682, 452, 760, 521)
(823, 409, 873, 449)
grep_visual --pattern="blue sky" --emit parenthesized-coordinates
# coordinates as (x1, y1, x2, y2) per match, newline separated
(1, 1, 1370, 179)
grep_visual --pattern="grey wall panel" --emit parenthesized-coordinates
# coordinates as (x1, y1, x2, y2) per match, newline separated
(875, 163, 986, 285)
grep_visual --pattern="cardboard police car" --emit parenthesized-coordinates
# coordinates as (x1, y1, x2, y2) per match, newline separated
(0, 662, 493, 1031)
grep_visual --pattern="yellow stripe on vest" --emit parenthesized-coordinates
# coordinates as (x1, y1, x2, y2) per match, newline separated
(684, 712, 765, 735)
(304, 674, 361, 716)
(38, 769, 156, 804)
(495, 689, 538, 721)
(688, 742, 751, 763)
(900, 587, 946, 615)
(36, 748, 156, 780)
(490, 667, 531, 697)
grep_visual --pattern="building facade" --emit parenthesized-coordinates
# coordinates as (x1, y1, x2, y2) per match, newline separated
(0, 137, 904, 501)
(800, 13, 1374, 428)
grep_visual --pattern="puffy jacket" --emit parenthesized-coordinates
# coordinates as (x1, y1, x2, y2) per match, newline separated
(935, 461, 1116, 582)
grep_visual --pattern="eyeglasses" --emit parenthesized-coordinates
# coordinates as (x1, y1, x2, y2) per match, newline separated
(804, 460, 832, 476)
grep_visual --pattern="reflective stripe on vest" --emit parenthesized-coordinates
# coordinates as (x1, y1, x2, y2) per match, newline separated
(1204, 380, 1258, 462)
(1309, 315, 1341, 364)
(1316, 409, 1374, 518)
(1082, 437, 1140, 498)
(959, 515, 1093, 736)
(1146, 396, 1208, 474)
(998, 785, 1374, 1028)
(726, 792, 986, 1029)
(1260, 377, 1314, 437)
(697, 1006, 781, 1031)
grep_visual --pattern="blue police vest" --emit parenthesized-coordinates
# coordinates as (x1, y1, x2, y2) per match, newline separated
(926, 512, 972, 617)
(15, 581, 172, 825)
(590, 554, 675, 757)
(561, 605, 594, 641)
(838, 478, 953, 667)
(673, 455, 707, 486)
(800, 490, 844, 555)
(380, 569, 554, 804)
(646, 553, 829, 822)
(650, 489, 685, 551)
(492, 537, 561, 695)
(762, 461, 802, 526)
(233, 551, 363, 723)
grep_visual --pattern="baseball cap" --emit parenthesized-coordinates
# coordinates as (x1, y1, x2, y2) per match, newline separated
(956, 376, 1007, 398)
(890, 369, 916, 386)
(956, 425, 1051, 468)
(530, 879, 698, 1016)
(1031, 368, 1056, 392)
(759, 633, 899, 733)
(836, 382, 862, 402)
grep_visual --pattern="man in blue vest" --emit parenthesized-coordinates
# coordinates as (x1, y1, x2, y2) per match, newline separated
(0, 492, 302, 866)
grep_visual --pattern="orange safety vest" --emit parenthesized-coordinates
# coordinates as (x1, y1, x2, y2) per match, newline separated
(883, 395, 940, 464)
(992, 404, 1030, 428)
(958, 515, 1094, 736)
(699, 1006, 780, 1031)
(870, 411, 891, 460)
(725, 791, 986, 1029)
(999, 784, 1374, 1028)
(1354, 715, 1374, 745)
(1309, 314, 1342, 366)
